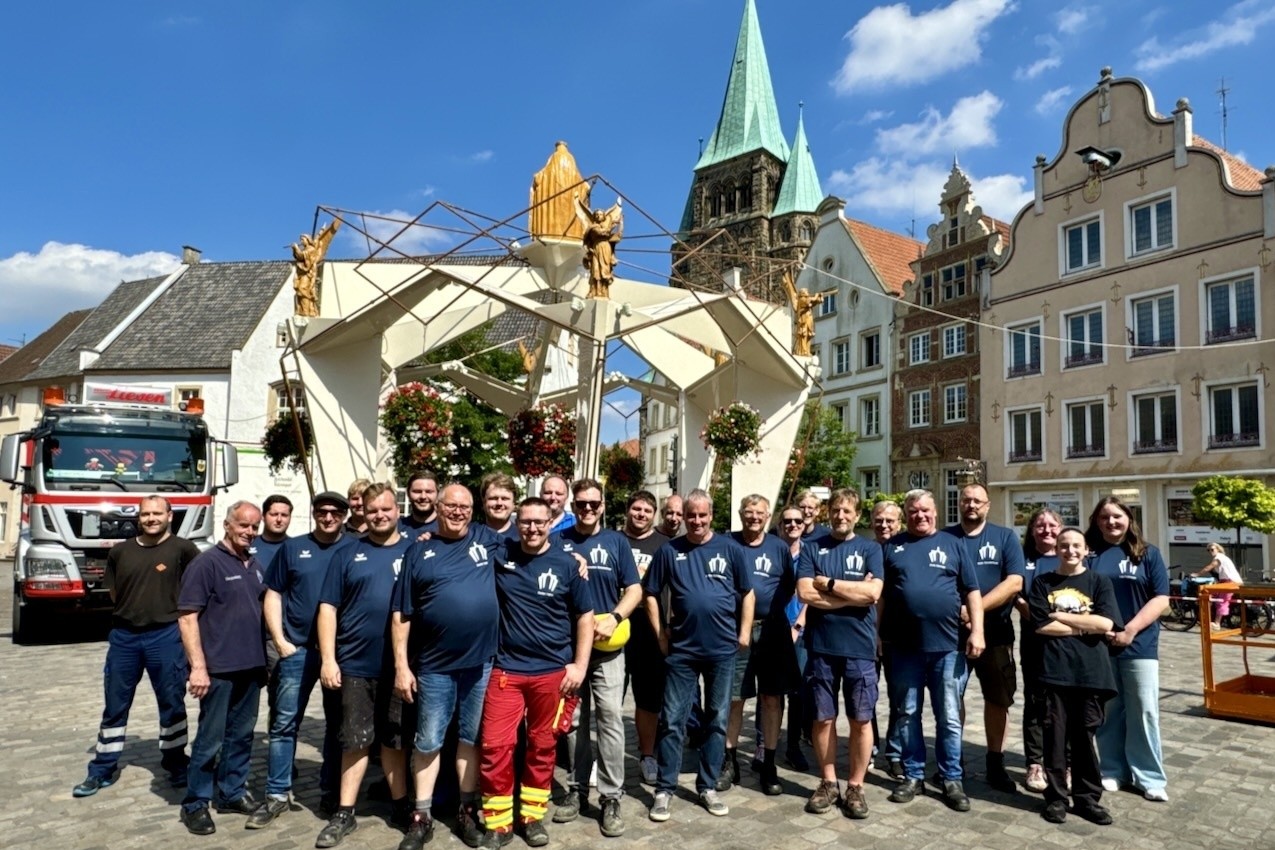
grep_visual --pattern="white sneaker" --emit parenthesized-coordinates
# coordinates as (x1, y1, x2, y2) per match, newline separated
(1101, 777, 1120, 792)
(640, 756, 658, 785)
(649, 791, 672, 822)
(1144, 787, 1169, 802)
(1024, 764, 1047, 792)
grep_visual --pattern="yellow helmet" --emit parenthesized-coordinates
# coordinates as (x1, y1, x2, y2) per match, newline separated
(593, 616, 631, 652)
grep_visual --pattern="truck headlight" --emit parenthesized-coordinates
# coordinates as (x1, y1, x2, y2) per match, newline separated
(25, 558, 70, 579)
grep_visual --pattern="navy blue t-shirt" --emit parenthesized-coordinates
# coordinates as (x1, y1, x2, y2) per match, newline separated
(1023, 553, 1060, 595)
(555, 527, 641, 616)
(320, 535, 413, 678)
(493, 541, 592, 674)
(178, 543, 267, 675)
(797, 532, 882, 660)
(265, 532, 355, 647)
(393, 525, 501, 673)
(248, 535, 288, 573)
(1089, 542, 1170, 660)
(730, 531, 795, 621)
(642, 533, 752, 661)
(400, 513, 439, 537)
(802, 523, 832, 540)
(944, 523, 1026, 647)
(881, 529, 980, 653)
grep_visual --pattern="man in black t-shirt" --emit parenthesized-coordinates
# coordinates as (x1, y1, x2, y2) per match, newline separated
(73, 495, 200, 798)
(621, 491, 668, 785)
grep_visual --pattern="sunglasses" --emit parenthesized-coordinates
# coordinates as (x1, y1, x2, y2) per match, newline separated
(781, 518, 804, 526)
(314, 507, 346, 517)
(573, 499, 602, 511)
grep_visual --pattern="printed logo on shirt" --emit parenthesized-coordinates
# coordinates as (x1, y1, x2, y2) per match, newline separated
(589, 544, 611, 568)
(299, 549, 312, 559)
(155, 563, 168, 572)
(675, 552, 688, 561)
(354, 552, 368, 563)
(633, 551, 652, 577)
(754, 553, 772, 576)
(706, 554, 729, 577)
(420, 550, 436, 561)
(893, 544, 905, 553)
(1026, 560, 1037, 572)
(392, 557, 403, 577)
(978, 542, 998, 562)
(225, 574, 242, 582)
(1117, 558, 1137, 578)
(1048, 588, 1093, 614)
(927, 547, 949, 569)
(537, 569, 560, 595)
(818, 547, 830, 555)
(844, 551, 865, 576)
(469, 542, 488, 565)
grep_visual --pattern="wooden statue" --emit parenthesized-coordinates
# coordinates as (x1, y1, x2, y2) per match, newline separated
(529, 141, 587, 240)
(574, 194, 623, 299)
(781, 269, 834, 357)
(291, 220, 340, 318)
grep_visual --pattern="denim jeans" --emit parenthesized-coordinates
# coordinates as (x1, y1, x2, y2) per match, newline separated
(891, 649, 968, 781)
(414, 664, 492, 753)
(88, 623, 189, 779)
(1096, 656, 1166, 791)
(183, 669, 263, 812)
(655, 653, 733, 795)
(265, 646, 341, 798)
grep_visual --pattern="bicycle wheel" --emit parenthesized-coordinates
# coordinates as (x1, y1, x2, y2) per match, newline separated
(1161, 600, 1196, 631)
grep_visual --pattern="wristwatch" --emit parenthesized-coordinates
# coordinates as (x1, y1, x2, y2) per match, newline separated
(611, 611, 626, 623)
(827, 577, 837, 592)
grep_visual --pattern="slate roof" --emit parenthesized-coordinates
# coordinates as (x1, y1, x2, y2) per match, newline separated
(1191, 135, 1266, 191)
(27, 276, 167, 381)
(0, 310, 91, 385)
(89, 262, 292, 371)
(772, 111, 822, 216)
(695, 0, 789, 170)
(844, 219, 924, 296)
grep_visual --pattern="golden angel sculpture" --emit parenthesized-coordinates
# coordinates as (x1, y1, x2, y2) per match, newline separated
(574, 193, 623, 299)
(291, 220, 340, 318)
(781, 269, 834, 357)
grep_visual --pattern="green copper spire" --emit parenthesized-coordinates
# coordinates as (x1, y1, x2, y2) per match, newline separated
(694, 0, 789, 171)
(772, 105, 822, 216)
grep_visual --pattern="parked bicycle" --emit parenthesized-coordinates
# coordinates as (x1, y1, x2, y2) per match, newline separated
(1162, 567, 1212, 632)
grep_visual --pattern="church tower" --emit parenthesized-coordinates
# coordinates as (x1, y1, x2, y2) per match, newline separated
(671, 0, 822, 303)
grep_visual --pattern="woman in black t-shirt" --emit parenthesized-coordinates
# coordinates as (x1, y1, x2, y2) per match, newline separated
(1027, 528, 1124, 826)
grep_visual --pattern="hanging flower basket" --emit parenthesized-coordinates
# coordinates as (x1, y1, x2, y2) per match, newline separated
(380, 382, 454, 476)
(508, 403, 576, 478)
(261, 410, 312, 475)
(701, 401, 762, 462)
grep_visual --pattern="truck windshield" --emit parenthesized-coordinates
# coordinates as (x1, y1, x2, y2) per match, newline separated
(41, 414, 209, 491)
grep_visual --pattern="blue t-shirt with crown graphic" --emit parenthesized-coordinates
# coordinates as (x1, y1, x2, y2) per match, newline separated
(882, 529, 979, 653)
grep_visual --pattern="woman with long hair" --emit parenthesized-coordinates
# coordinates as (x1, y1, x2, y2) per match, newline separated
(1193, 542, 1243, 629)
(1085, 496, 1170, 802)
(1016, 508, 1062, 792)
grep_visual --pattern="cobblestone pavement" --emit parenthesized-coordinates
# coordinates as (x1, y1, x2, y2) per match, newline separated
(5, 598, 1274, 850)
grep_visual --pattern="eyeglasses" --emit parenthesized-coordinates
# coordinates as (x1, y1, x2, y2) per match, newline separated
(781, 518, 804, 526)
(516, 518, 549, 528)
(438, 502, 472, 514)
(314, 508, 346, 517)
(573, 499, 602, 512)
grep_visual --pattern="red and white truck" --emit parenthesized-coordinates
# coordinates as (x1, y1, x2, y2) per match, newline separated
(1, 385, 239, 642)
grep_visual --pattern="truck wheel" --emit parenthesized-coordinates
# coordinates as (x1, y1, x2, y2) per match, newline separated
(11, 584, 34, 645)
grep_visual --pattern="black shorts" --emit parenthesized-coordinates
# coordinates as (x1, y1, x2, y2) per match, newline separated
(340, 675, 413, 752)
(734, 619, 801, 700)
(972, 644, 1018, 708)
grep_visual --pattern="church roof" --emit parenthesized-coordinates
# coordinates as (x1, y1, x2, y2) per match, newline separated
(694, 0, 789, 171)
(772, 110, 822, 216)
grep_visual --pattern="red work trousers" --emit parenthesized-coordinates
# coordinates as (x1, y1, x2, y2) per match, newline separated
(480, 667, 577, 833)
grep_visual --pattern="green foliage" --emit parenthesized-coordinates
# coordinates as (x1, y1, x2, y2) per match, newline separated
(261, 411, 312, 475)
(508, 404, 576, 478)
(857, 490, 908, 529)
(416, 324, 524, 490)
(379, 383, 453, 479)
(1191, 475, 1275, 560)
(701, 402, 762, 462)
(600, 442, 644, 529)
(779, 400, 859, 504)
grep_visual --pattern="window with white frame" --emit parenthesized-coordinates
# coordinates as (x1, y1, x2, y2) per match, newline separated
(0, 393, 15, 418)
(1132, 391, 1178, 454)
(1208, 381, 1261, 449)
(269, 382, 306, 422)
(1129, 195, 1173, 255)
(659, 443, 669, 474)
(1064, 307, 1104, 368)
(1008, 408, 1043, 462)
(648, 447, 658, 476)
(909, 389, 931, 428)
(818, 292, 837, 317)
(1063, 217, 1101, 273)
(908, 332, 931, 365)
(945, 469, 961, 525)
(832, 339, 851, 375)
(861, 330, 881, 369)
(944, 384, 967, 423)
(860, 396, 881, 438)
(1007, 320, 1042, 377)
(861, 469, 881, 498)
(1205, 275, 1256, 344)
(1066, 400, 1106, 459)
(941, 263, 967, 300)
(1130, 291, 1175, 354)
(942, 324, 967, 358)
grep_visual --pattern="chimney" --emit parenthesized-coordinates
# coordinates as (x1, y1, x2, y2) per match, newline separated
(1173, 98, 1193, 169)
(182, 245, 202, 265)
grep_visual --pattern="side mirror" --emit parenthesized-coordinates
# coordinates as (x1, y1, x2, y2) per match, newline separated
(219, 442, 240, 491)
(0, 434, 21, 484)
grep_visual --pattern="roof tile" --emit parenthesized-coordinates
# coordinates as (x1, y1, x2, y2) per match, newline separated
(28, 277, 167, 381)
(0, 310, 91, 385)
(843, 219, 924, 295)
(1191, 135, 1266, 191)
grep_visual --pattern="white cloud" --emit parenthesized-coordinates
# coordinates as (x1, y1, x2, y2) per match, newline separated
(468, 150, 494, 164)
(419, 185, 436, 198)
(1053, 5, 1095, 34)
(1135, 1, 1275, 72)
(1034, 86, 1074, 115)
(0, 242, 179, 327)
(340, 210, 453, 256)
(832, 0, 1016, 91)
(860, 109, 894, 124)
(1014, 55, 1061, 81)
(830, 157, 1030, 222)
(874, 91, 1002, 157)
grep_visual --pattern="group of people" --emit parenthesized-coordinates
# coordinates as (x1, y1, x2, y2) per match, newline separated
(72, 470, 1175, 845)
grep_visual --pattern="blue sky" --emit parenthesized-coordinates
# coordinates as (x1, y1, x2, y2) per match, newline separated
(3, 0, 1273, 443)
